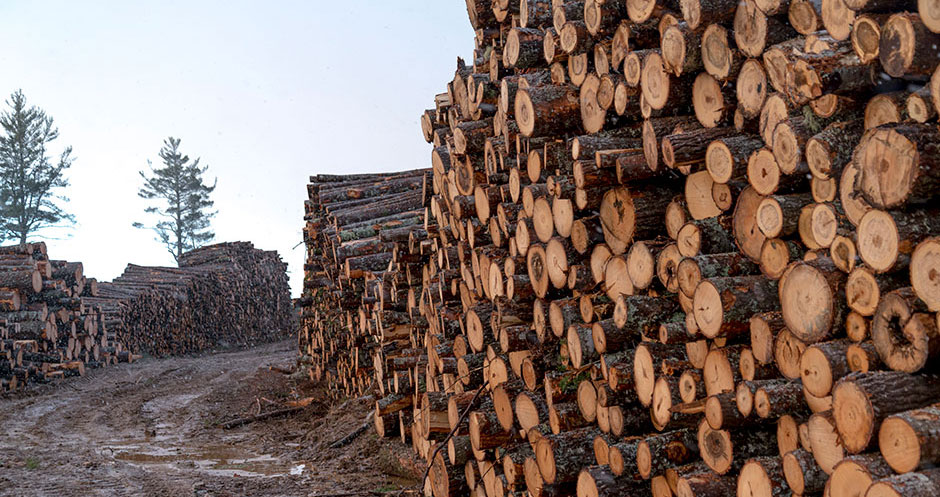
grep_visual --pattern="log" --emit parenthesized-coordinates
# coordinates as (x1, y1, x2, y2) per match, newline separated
(858, 209, 940, 273)
(827, 456, 893, 497)
(871, 287, 940, 373)
(855, 123, 940, 210)
(515, 85, 583, 138)
(736, 456, 789, 497)
(697, 419, 778, 474)
(866, 468, 940, 497)
(779, 255, 846, 344)
(782, 449, 827, 496)
(693, 275, 780, 339)
(879, 402, 940, 473)
(880, 13, 940, 77)
(832, 371, 940, 454)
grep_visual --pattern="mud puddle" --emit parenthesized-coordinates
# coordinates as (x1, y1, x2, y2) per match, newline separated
(100, 440, 301, 478)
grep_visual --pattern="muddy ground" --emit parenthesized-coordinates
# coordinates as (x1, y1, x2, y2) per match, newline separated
(0, 340, 422, 497)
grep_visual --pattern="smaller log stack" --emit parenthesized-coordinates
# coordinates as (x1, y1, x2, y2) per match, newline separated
(300, 0, 940, 496)
(1, 242, 134, 393)
(98, 241, 291, 357)
(298, 169, 434, 399)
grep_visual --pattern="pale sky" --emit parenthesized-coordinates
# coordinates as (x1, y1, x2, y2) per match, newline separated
(0, 1, 473, 296)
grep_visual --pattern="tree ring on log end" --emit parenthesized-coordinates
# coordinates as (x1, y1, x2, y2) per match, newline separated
(822, 0, 855, 41)
(633, 344, 656, 406)
(881, 14, 917, 78)
(832, 381, 876, 453)
(693, 73, 727, 128)
(912, 238, 940, 311)
(706, 140, 734, 184)
(737, 459, 773, 497)
(736, 60, 767, 119)
(747, 148, 780, 196)
(733, 186, 767, 261)
(677, 223, 702, 258)
(756, 197, 784, 238)
(811, 203, 839, 248)
(853, 15, 882, 63)
(662, 26, 688, 76)
(878, 415, 923, 473)
(789, 0, 820, 34)
(657, 244, 682, 292)
(734, 1, 768, 57)
(771, 122, 801, 175)
(677, 258, 703, 298)
(807, 411, 844, 472)
(846, 267, 881, 316)
(759, 239, 792, 279)
(872, 290, 934, 372)
(780, 261, 835, 341)
(580, 74, 607, 134)
(857, 210, 899, 273)
(697, 420, 733, 474)
(599, 187, 636, 255)
(527, 244, 550, 298)
(535, 436, 557, 483)
(629, 0, 658, 22)
(782, 451, 806, 494)
(642, 120, 660, 171)
(640, 52, 670, 110)
(515, 89, 537, 137)
(702, 25, 732, 79)
(651, 376, 675, 430)
(857, 128, 921, 210)
(829, 458, 881, 497)
(921, 0, 940, 33)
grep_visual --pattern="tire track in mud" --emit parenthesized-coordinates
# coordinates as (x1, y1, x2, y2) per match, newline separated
(0, 340, 314, 497)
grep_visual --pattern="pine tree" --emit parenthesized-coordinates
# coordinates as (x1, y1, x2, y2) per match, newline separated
(0, 90, 74, 244)
(134, 137, 217, 263)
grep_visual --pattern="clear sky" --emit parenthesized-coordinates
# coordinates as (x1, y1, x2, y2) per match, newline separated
(0, 1, 473, 296)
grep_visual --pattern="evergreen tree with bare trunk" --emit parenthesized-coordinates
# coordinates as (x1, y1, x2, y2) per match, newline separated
(134, 137, 217, 264)
(0, 90, 75, 244)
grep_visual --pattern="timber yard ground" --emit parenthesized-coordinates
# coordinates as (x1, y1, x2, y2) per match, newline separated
(0, 340, 421, 497)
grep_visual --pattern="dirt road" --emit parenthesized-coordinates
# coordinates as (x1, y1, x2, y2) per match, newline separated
(0, 340, 418, 497)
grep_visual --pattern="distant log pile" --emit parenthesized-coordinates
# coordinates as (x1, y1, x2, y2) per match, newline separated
(99, 241, 292, 357)
(1, 242, 131, 392)
(3, 240, 291, 391)
(300, 1, 940, 496)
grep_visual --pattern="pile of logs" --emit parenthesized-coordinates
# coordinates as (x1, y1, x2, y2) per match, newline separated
(300, 0, 940, 496)
(1, 242, 132, 392)
(298, 169, 431, 395)
(99, 242, 292, 357)
(3, 240, 291, 391)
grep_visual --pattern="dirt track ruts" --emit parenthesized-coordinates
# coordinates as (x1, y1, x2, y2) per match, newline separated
(0, 340, 321, 497)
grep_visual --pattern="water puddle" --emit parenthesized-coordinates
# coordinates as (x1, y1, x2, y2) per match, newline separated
(100, 441, 295, 478)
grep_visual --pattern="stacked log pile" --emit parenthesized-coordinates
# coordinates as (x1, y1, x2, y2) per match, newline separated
(298, 169, 432, 397)
(301, 0, 940, 496)
(1, 242, 132, 392)
(99, 241, 291, 357)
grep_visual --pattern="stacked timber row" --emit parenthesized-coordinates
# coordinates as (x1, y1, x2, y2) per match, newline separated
(298, 169, 433, 398)
(99, 241, 291, 357)
(303, 0, 940, 496)
(1, 242, 131, 392)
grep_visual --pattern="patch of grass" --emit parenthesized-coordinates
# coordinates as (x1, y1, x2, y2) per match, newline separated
(374, 484, 398, 493)
(24, 458, 39, 470)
